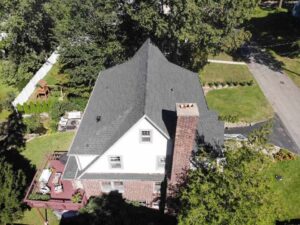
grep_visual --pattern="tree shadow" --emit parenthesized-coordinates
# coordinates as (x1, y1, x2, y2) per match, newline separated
(60, 192, 176, 225)
(0, 107, 36, 207)
(276, 219, 300, 225)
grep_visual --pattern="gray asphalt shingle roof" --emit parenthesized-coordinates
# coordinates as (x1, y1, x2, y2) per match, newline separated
(68, 39, 223, 157)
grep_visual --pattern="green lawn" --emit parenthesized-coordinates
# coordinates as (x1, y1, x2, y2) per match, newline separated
(206, 86, 273, 122)
(15, 209, 60, 225)
(266, 157, 300, 222)
(200, 63, 253, 83)
(16, 132, 75, 224)
(248, 7, 300, 88)
(273, 52, 300, 88)
(44, 63, 69, 86)
(0, 60, 17, 121)
(22, 132, 75, 168)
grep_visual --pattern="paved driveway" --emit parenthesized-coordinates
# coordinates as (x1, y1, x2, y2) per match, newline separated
(248, 58, 300, 153)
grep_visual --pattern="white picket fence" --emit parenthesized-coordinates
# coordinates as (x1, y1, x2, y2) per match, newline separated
(12, 51, 60, 106)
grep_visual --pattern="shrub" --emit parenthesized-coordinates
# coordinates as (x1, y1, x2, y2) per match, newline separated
(233, 81, 238, 86)
(208, 82, 214, 87)
(202, 81, 206, 86)
(247, 80, 254, 86)
(71, 192, 83, 203)
(218, 114, 239, 123)
(16, 104, 24, 113)
(69, 97, 88, 111)
(28, 193, 51, 201)
(49, 100, 76, 121)
(239, 81, 246, 86)
(273, 149, 296, 161)
(220, 82, 226, 87)
(214, 81, 220, 87)
(23, 103, 30, 114)
(24, 114, 46, 134)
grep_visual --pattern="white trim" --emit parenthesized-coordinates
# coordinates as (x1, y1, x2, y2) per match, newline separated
(143, 115, 170, 139)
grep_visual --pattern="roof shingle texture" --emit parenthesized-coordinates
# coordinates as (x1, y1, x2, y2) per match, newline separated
(68, 39, 224, 156)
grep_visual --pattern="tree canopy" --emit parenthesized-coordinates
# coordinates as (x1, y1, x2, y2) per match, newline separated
(47, 0, 258, 96)
(177, 146, 279, 225)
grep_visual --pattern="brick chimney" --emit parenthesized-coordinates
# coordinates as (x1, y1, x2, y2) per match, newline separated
(170, 103, 199, 184)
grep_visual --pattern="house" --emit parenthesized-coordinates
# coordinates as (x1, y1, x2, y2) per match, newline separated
(61, 39, 224, 208)
(25, 39, 223, 211)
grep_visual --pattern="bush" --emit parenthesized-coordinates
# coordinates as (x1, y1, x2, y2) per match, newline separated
(218, 114, 239, 123)
(220, 82, 226, 87)
(208, 82, 214, 87)
(16, 104, 24, 113)
(239, 81, 246, 86)
(214, 81, 220, 87)
(23, 103, 30, 114)
(49, 100, 76, 121)
(226, 81, 233, 86)
(24, 114, 46, 134)
(247, 80, 254, 86)
(273, 149, 296, 161)
(71, 192, 83, 203)
(28, 193, 51, 201)
(233, 81, 238, 86)
(69, 97, 88, 111)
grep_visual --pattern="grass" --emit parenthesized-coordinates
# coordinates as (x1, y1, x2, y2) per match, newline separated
(272, 52, 300, 88)
(21, 132, 75, 168)
(44, 63, 69, 86)
(266, 157, 300, 222)
(15, 209, 60, 225)
(248, 7, 300, 88)
(16, 132, 75, 224)
(206, 86, 273, 122)
(200, 63, 253, 83)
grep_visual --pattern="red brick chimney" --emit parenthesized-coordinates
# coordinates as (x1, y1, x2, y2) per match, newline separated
(170, 103, 199, 184)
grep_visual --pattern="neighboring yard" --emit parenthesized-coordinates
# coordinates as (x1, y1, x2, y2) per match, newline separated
(266, 157, 300, 222)
(22, 131, 75, 168)
(248, 7, 300, 88)
(206, 85, 273, 123)
(200, 63, 253, 83)
(16, 132, 75, 225)
(0, 60, 17, 121)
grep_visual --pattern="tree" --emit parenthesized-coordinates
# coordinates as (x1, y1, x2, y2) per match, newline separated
(49, 0, 258, 96)
(177, 146, 279, 225)
(1, 0, 56, 85)
(0, 158, 26, 224)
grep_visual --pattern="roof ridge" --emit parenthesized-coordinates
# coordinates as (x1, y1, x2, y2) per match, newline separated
(143, 39, 151, 115)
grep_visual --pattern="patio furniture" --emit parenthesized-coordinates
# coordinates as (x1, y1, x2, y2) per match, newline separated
(52, 172, 61, 185)
(39, 169, 52, 183)
(39, 182, 50, 194)
(54, 184, 63, 193)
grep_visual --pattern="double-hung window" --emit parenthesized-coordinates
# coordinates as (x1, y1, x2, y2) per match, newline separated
(109, 156, 122, 169)
(154, 182, 161, 193)
(140, 130, 152, 143)
(101, 181, 124, 193)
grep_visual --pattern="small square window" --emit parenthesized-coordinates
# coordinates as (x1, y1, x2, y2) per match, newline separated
(140, 130, 152, 143)
(109, 156, 122, 169)
(101, 181, 112, 193)
(157, 156, 166, 169)
(113, 181, 124, 193)
(154, 182, 161, 193)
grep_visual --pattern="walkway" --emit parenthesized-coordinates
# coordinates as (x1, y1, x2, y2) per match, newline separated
(248, 58, 300, 153)
(207, 59, 246, 65)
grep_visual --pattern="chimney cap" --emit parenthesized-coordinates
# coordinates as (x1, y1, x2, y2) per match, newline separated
(176, 103, 199, 117)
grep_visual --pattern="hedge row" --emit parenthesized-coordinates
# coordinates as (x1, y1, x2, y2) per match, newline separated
(204, 80, 254, 88)
(218, 114, 239, 123)
(28, 193, 51, 201)
(17, 101, 54, 114)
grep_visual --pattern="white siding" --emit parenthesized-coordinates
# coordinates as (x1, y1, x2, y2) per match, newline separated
(83, 116, 172, 175)
(76, 155, 97, 170)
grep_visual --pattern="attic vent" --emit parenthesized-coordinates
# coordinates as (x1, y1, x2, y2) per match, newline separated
(96, 115, 101, 122)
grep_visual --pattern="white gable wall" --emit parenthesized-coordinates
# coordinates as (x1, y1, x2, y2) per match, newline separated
(76, 155, 97, 170)
(81, 116, 172, 175)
